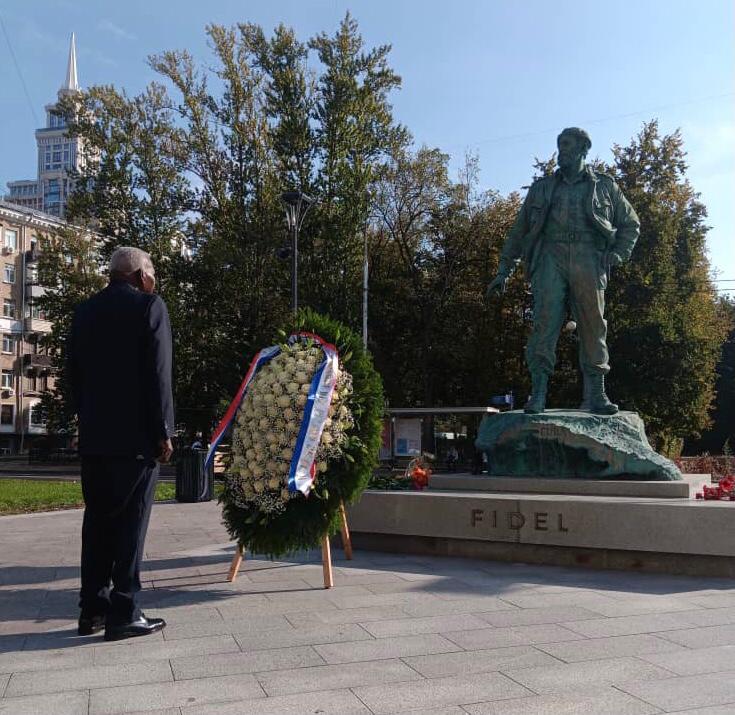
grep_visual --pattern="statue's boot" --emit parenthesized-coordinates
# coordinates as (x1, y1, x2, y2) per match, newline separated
(524, 373, 548, 414)
(584, 373, 618, 415)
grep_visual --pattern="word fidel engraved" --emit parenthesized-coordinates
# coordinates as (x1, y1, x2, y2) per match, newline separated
(470, 508, 569, 532)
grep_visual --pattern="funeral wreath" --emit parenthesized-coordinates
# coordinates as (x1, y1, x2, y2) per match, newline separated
(212, 310, 384, 556)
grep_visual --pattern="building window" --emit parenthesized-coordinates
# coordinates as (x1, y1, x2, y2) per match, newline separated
(1, 370, 12, 389)
(0, 405, 13, 426)
(30, 403, 45, 427)
(44, 180, 61, 214)
(4, 230, 17, 252)
(3, 299, 16, 319)
(3, 264, 15, 284)
(2, 335, 15, 354)
(27, 302, 47, 321)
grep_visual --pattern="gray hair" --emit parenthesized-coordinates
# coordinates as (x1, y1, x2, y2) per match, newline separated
(109, 247, 154, 276)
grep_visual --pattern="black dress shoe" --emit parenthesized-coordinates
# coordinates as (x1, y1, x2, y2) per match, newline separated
(78, 614, 106, 636)
(104, 615, 166, 642)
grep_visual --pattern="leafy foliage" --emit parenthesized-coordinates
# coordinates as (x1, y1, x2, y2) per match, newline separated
(605, 122, 729, 455)
(37, 226, 106, 433)
(37, 18, 729, 462)
(220, 309, 384, 555)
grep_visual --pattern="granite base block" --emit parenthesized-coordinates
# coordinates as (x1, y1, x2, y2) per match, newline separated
(347, 490, 735, 577)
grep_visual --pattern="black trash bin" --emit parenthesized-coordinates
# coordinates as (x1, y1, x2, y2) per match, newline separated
(175, 448, 214, 502)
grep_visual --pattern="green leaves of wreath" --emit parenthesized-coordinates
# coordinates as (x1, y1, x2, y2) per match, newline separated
(220, 309, 384, 556)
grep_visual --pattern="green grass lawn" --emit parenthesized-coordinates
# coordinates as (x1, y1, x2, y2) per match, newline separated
(0, 479, 177, 515)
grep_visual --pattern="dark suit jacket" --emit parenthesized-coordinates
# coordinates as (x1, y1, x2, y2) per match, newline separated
(69, 281, 175, 458)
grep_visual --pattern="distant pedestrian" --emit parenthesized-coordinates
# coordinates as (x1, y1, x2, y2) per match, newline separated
(446, 445, 459, 472)
(69, 247, 173, 641)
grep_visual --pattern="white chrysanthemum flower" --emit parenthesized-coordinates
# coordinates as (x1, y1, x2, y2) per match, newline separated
(227, 339, 354, 515)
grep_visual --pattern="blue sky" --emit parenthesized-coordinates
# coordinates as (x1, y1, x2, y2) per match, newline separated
(1, 0, 733, 288)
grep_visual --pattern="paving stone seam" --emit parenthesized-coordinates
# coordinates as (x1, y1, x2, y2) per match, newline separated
(608, 683, 667, 714)
(627, 655, 687, 678)
(253, 661, 424, 697)
(396, 655, 431, 681)
(349, 685, 379, 715)
(653, 627, 723, 646)
(169, 644, 332, 681)
(527, 643, 571, 666)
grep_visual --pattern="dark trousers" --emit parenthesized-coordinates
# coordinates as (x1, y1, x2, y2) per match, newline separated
(79, 456, 159, 624)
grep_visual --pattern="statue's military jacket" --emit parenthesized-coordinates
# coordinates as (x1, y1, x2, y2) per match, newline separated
(498, 167, 640, 278)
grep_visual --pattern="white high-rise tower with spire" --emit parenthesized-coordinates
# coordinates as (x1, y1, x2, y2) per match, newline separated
(5, 33, 83, 217)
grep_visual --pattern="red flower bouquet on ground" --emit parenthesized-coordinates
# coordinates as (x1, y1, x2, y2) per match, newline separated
(405, 455, 432, 490)
(696, 475, 735, 501)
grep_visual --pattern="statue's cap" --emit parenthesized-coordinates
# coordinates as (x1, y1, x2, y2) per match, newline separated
(558, 127, 591, 152)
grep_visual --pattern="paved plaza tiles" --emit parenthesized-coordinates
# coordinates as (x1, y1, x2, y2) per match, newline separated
(2, 501, 735, 714)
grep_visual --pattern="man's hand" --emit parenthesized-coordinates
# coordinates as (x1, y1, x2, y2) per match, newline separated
(157, 438, 173, 464)
(486, 273, 510, 299)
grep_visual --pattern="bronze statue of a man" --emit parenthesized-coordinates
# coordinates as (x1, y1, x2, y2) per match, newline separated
(488, 128, 640, 415)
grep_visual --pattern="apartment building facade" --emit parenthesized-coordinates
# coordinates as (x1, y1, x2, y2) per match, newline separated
(0, 201, 59, 454)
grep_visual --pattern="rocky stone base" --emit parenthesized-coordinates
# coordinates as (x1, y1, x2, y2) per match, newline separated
(475, 409, 681, 481)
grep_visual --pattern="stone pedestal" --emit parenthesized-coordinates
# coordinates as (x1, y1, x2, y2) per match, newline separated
(348, 487, 735, 577)
(475, 409, 680, 481)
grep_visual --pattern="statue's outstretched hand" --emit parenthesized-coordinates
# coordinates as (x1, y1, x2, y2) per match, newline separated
(486, 273, 510, 300)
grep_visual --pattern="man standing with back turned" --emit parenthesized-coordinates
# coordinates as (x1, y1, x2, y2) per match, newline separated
(487, 128, 640, 414)
(69, 247, 173, 641)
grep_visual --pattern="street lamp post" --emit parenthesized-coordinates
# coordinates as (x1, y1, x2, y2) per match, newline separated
(280, 191, 314, 315)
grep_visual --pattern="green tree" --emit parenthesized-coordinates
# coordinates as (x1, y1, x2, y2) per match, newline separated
(59, 83, 198, 432)
(606, 121, 729, 455)
(36, 226, 106, 433)
(304, 13, 409, 326)
(685, 296, 735, 454)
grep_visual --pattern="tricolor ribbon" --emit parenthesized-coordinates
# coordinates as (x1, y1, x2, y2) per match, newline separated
(204, 333, 339, 497)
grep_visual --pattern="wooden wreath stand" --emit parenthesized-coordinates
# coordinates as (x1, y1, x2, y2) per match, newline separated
(226, 501, 353, 589)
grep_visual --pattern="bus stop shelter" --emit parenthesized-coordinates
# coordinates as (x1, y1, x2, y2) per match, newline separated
(381, 406, 499, 472)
